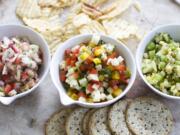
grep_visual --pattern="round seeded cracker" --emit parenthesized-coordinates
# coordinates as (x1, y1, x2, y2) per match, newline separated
(45, 108, 72, 135)
(66, 107, 89, 135)
(89, 107, 111, 135)
(126, 97, 174, 135)
(108, 99, 132, 135)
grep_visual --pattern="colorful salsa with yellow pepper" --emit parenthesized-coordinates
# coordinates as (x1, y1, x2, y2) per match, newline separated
(59, 35, 130, 103)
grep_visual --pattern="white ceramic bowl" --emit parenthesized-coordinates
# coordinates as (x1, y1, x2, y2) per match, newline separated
(136, 24, 180, 100)
(0, 25, 51, 105)
(50, 34, 136, 108)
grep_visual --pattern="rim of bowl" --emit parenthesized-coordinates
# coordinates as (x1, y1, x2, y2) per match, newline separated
(136, 24, 180, 100)
(0, 24, 51, 100)
(51, 34, 137, 107)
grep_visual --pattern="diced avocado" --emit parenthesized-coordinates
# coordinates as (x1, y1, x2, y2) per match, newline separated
(142, 59, 157, 73)
(148, 50, 156, 59)
(142, 32, 180, 96)
(162, 33, 171, 42)
(165, 64, 173, 74)
(158, 62, 166, 70)
(146, 73, 164, 85)
(147, 42, 156, 51)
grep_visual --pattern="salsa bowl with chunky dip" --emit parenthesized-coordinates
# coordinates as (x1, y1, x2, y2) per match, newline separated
(136, 24, 180, 100)
(50, 34, 136, 108)
(0, 25, 50, 105)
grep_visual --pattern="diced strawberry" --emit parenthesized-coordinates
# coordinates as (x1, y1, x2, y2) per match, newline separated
(2, 75, 10, 82)
(0, 62, 4, 70)
(14, 57, 21, 64)
(0, 55, 2, 61)
(21, 72, 29, 80)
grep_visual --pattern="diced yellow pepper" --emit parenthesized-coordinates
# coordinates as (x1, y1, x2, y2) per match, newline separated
(112, 71, 120, 80)
(87, 97, 94, 103)
(89, 43, 96, 47)
(93, 58, 101, 65)
(107, 65, 114, 70)
(99, 75, 104, 81)
(81, 46, 89, 53)
(70, 93, 79, 100)
(112, 88, 122, 97)
(67, 89, 75, 96)
(94, 47, 104, 56)
(80, 52, 89, 61)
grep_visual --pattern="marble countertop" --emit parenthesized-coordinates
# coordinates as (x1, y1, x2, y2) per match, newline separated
(0, 0, 180, 135)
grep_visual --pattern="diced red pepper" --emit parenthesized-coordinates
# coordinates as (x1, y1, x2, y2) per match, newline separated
(94, 81, 102, 87)
(66, 58, 71, 66)
(65, 49, 71, 56)
(79, 64, 86, 71)
(120, 73, 128, 84)
(70, 60, 76, 66)
(86, 56, 93, 64)
(107, 52, 117, 59)
(87, 84, 94, 93)
(4, 84, 12, 94)
(89, 69, 97, 74)
(60, 70, 66, 81)
(109, 80, 119, 87)
(72, 47, 80, 55)
(115, 64, 126, 71)
(10, 83, 16, 89)
(78, 91, 86, 98)
(71, 72, 79, 79)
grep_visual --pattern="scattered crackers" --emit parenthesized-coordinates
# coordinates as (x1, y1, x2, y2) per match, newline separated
(16, 0, 142, 54)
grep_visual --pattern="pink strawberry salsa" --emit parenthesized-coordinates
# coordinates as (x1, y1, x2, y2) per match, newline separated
(59, 35, 131, 103)
(0, 36, 42, 97)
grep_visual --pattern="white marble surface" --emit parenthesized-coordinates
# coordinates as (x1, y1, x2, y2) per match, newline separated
(0, 0, 180, 135)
